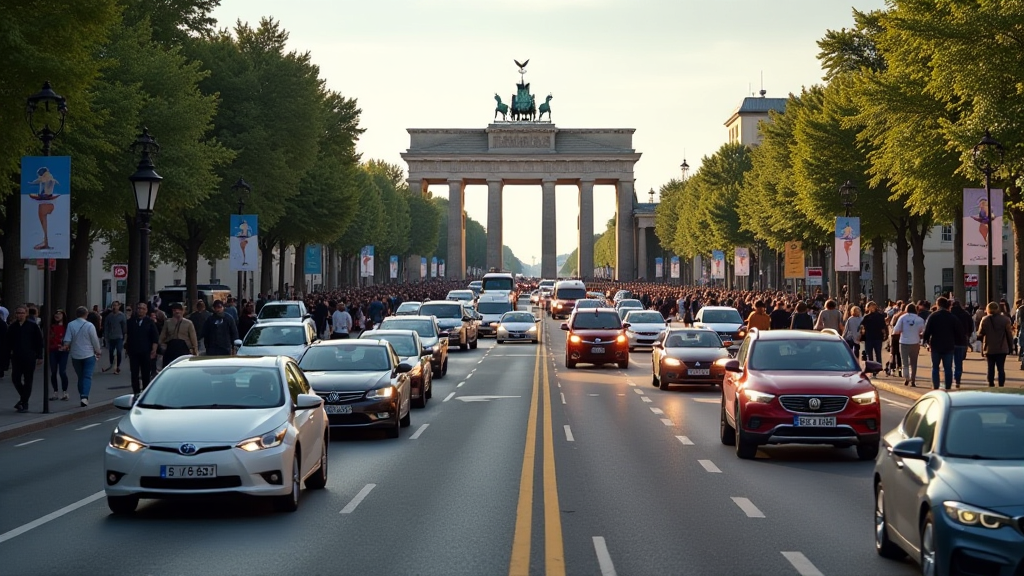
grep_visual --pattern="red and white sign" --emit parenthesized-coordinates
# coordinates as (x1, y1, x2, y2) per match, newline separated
(112, 264, 128, 280)
(36, 259, 56, 271)
(964, 273, 979, 287)
(805, 267, 823, 286)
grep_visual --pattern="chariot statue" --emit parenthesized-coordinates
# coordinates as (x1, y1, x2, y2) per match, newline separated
(492, 59, 551, 122)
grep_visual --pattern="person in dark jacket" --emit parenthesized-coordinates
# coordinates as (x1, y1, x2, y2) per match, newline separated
(769, 300, 792, 330)
(789, 301, 814, 330)
(188, 300, 211, 353)
(201, 300, 238, 356)
(950, 301, 974, 387)
(859, 301, 889, 363)
(922, 297, 964, 391)
(125, 302, 159, 396)
(7, 306, 44, 412)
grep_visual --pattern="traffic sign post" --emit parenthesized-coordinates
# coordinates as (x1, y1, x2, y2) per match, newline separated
(964, 273, 978, 287)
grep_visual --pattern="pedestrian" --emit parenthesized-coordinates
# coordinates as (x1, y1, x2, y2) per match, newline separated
(237, 302, 257, 339)
(201, 300, 238, 355)
(7, 306, 44, 412)
(331, 300, 352, 339)
(313, 298, 330, 338)
(0, 296, 8, 323)
(951, 300, 973, 386)
(160, 302, 199, 367)
(842, 306, 863, 359)
(892, 303, 924, 387)
(102, 300, 127, 374)
(125, 302, 159, 397)
(977, 301, 1014, 388)
(769, 300, 791, 330)
(64, 306, 102, 407)
(48, 309, 70, 401)
(223, 297, 239, 323)
(921, 297, 963, 391)
(859, 301, 889, 364)
(789, 301, 814, 330)
(813, 299, 843, 332)
(745, 300, 771, 331)
(188, 300, 211, 353)
(887, 303, 905, 377)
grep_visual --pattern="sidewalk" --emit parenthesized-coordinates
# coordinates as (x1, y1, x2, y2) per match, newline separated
(0, 359, 133, 441)
(870, 348, 1024, 401)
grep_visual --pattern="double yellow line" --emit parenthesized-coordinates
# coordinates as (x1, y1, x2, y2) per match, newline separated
(509, 332, 565, 576)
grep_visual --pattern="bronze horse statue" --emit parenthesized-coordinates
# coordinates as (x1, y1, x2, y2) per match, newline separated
(494, 94, 509, 121)
(538, 94, 553, 121)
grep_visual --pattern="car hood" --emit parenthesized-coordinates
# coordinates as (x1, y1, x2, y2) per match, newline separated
(745, 370, 872, 395)
(237, 345, 306, 361)
(400, 356, 423, 368)
(937, 459, 1024, 509)
(481, 314, 504, 323)
(665, 348, 730, 362)
(435, 319, 463, 329)
(122, 407, 284, 443)
(304, 370, 392, 392)
(696, 322, 743, 332)
(500, 322, 536, 331)
(627, 322, 668, 333)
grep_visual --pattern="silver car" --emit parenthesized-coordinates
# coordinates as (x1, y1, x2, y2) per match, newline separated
(496, 311, 540, 344)
(622, 310, 669, 350)
(234, 318, 318, 361)
(257, 301, 310, 322)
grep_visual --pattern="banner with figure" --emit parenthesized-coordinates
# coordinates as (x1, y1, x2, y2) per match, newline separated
(784, 241, 805, 279)
(360, 245, 374, 277)
(304, 244, 322, 275)
(655, 257, 663, 278)
(229, 214, 258, 271)
(430, 257, 438, 278)
(670, 256, 680, 279)
(439, 260, 445, 277)
(834, 217, 861, 272)
(734, 247, 750, 277)
(21, 156, 71, 259)
(963, 188, 1003, 266)
(389, 255, 399, 279)
(711, 250, 725, 279)
(420, 257, 427, 279)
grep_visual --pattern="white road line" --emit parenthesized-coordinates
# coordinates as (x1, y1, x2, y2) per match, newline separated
(641, 397, 652, 403)
(592, 536, 617, 576)
(617, 393, 626, 396)
(465, 373, 473, 379)
(557, 382, 561, 388)
(457, 381, 466, 388)
(588, 393, 599, 396)
(340, 484, 376, 514)
(477, 360, 483, 364)
(692, 398, 719, 403)
(105, 416, 121, 422)
(560, 393, 566, 404)
(731, 497, 765, 518)
(781, 552, 825, 576)
(409, 424, 429, 440)
(698, 459, 721, 473)
(75, 423, 101, 431)
(14, 439, 43, 447)
(882, 398, 912, 408)
(633, 389, 645, 395)
(564, 425, 574, 442)
(676, 435, 694, 446)
(660, 418, 673, 426)
(0, 491, 104, 544)
(628, 382, 636, 387)
(443, 392, 456, 402)
(650, 407, 664, 415)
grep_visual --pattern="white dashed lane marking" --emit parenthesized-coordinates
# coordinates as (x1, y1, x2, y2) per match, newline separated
(731, 497, 765, 518)
(340, 484, 376, 514)
(592, 536, 617, 576)
(692, 398, 719, 404)
(457, 381, 466, 388)
(698, 460, 721, 473)
(409, 424, 429, 440)
(75, 423, 100, 431)
(628, 382, 637, 387)
(0, 491, 104, 544)
(882, 398, 912, 408)
(676, 436, 694, 445)
(781, 552, 825, 576)
(443, 392, 456, 402)
(560, 393, 566, 404)
(650, 407, 663, 415)
(633, 389, 645, 395)
(105, 416, 121, 422)
(641, 397, 652, 403)
(14, 439, 43, 447)
(564, 425, 574, 442)
(660, 418, 673, 426)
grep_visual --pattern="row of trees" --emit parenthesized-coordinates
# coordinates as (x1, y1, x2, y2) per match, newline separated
(655, 3, 1024, 303)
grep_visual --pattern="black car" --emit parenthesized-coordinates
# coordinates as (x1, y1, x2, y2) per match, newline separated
(419, 300, 478, 351)
(377, 315, 449, 378)
(360, 329, 433, 408)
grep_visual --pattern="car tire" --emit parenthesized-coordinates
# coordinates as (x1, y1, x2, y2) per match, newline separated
(734, 403, 758, 459)
(107, 495, 139, 515)
(532, 338, 538, 344)
(628, 346, 635, 352)
(413, 391, 426, 409)
(659, 376, 669, 391)
(497, 339, 504, 344)
(921, 512, 940, 576)
(441, 358, 448, 376)
(566, 357, 577, 369)
(385, 413, 401, 439)
(425, 372, 433, 399)
(304, 436, 328, 490)
(459, 339, 468, 351)
(400, 405, 411, 428)
(720, 396, 736, 446)
(856, 441, 880, 461)
(652, 371, 659, 387)
(273, 453, 301, 512)
(617, 360, 629, 369)
(874, 484, 905, 559)
(470, 335, 478, 350)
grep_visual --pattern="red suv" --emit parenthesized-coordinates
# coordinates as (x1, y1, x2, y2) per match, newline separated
(718, 329, 882, 460)
(561, 308, 629, 369)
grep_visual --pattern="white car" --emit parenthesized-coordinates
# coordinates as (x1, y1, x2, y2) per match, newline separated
(446, 290, 476, 305)
(257, 301, 310, 322)
(234, 319, 318, 361)
(692, 306, 745, 352)
(496, 311, 540, 344)
(622, 310, 669, 350)
(103, 355, 328, 515)
(615, 299, 644, 319)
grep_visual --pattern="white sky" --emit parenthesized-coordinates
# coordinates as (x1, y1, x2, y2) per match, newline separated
(211, 0, 887, 264)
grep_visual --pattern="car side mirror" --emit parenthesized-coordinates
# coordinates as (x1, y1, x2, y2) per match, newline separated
(396, 362, 413, 373)
(462, 316, 472, 322)
(113, 394, 135, 410)
(719, 359, 742, 373)
(891, 437, 928, 461)
(622, 322, 631, 328)
(863, 360, 883, 375)
(652, 342, 663, 349)
(294, 393, 323, 411)
(233, 339, 243, 347)
(560, 323, 569, 331)
(534, 316, 541, 322)
(422, 346, 433, 356)
(303, 313, 312, 319)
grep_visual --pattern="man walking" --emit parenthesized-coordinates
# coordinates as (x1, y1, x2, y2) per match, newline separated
(921, 297, 964, 391)
(160, 302, 198, 366)
(201, 300, 238, 355)
(813, 299, 843, 332)
(951, 300, 974, 386)
(102, 300, 127, 374)
(331, 300, 352, 339)
(7, 307, 43, 412)
(64, 306, 102, 406)
(188, 300, 211, 353)
(125, 302, 159, 397)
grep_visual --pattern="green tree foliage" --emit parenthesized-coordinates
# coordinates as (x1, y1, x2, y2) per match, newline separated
(405, 192, 440, 256)
(594, 218, 616, 267)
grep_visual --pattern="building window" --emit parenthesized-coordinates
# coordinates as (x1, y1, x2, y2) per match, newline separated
(941, 225, 953, 243)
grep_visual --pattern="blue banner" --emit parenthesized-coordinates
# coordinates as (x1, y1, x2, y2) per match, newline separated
(655, 257, 663, 278)
(711, 250, 725, 279)
(304, 244, 322, 274)
(21, 156, 71, 259)
(230, 214, 258, 272)
(430, 256, 438, 278)
(389, 255, 399, 279)
(360, 245, 374, 278)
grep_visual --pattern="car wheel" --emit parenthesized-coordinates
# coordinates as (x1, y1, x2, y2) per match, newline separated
(470, 335, 478, 349)
(413, 390, 426, 409)
(107, 495, 139, 515)
(720, 396, 736, 446)
(617, 359, 629, 369)
(385, 412, 401, 438)
(305, 436, 328, 490)
(658, 375, 669, 391)
(734, 403, 757, 459)
(400, 404, 411, 428)
(273, 453, 301, 512)
(652, 371, 659, 387)
(441, 358, 448, 376)
(921, 512, 940, 576)
(425, 371, 432, 400)
(628, 346, 635, 352)
(566, 356, 577, 369)
(497, 339, 504, 344)
(459, 339, 468, 351)
(874, 484, 905, 559)
(532, 338, 538, 344)
(857, 440, 880, 461)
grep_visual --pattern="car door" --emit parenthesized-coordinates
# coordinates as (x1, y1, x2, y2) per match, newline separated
(652, 332, 666, 378)
(389, 345, 411, 417)
(723, 336, 751, 423)
(286, 363, 320, 478)
(887, 398, 940, 542)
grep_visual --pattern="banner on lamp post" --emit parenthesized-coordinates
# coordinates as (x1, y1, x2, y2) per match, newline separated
(21, 156, 71, 259)
(303, 244, 322, 275)
(784, 241, 805, 279)
(359, 246, 374, 277)
(711, 251, 725, 279)
(439, 259, 445, 277)
(389, 255, 399, 279)
(670, 256, 680, 279)
(835, 217, 860, 272)
(420, 257, 427, 279)
(229, 214, 258, 272)
(734, 247, 750, 277)
(655, 257, 663, 278)
(963, 188, 1002, 266)
(430, 257, 437, 278)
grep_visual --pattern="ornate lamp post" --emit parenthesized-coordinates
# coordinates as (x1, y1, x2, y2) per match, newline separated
(26, 81, 68, 415)
(839, 180, 858, 303)
(680, 158, 690, 181)
(972, 130, 1004, 304)
(128, 129, 163, 305)
(232, 178, 252, 301)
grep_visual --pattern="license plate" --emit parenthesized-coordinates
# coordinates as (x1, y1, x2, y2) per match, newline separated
(512, 334, 524, 338)
(325, 404, 353, 414)
(688, 369, 710, 376)
(160, 465, 216, 478)
(794, 416, 836, 427)
(591, 346, 605, 354)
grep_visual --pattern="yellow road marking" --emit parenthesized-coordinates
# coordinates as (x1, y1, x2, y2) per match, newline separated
(542, 346, 566, 576)
(509, 340, 541, 575)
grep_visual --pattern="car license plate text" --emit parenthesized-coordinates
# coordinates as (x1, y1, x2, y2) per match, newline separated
(688, 369, 710, 376)
(591, 346, 605, 354)
(160, 465, 216, 478)
(326, 404, 353, 414)
(794, 416, 836, 427)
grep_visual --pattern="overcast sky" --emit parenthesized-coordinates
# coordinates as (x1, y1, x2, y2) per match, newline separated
(211, 0, 888, 264)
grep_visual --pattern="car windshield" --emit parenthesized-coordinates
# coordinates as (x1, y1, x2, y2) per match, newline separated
(575, 300, 601, 309)
(502, 312, 535, 323)
(666, 331, 723, 348)
(299, 345, 392, 372)
(619, 300, 642, 308)
(555, 287, 587, 299)
(616, 290, 633, 300)
(396, 303, 420, 314)
(748, 339, 858, 371)
(701, 310, 743, 324)
(572, 312, 622, 330)
(478, 302, 513, 314)
(243, 325, 306, 347)
(625, 312, 664, 324)
(366, 335, 417, 357)
(943, 405, 1024, 460)
(483, 277, 514, 291)
(420, 303, 463, 319)
(378, 319, 434, 337)
(137, 367, 283, 409)
(447, 291, 473, 301)
(260, 304, 300, 319)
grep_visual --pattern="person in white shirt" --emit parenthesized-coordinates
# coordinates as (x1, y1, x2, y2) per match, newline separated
(331, 300, 352, 339)
(63, 306, 102, 406)
(892, 303, 925, 387)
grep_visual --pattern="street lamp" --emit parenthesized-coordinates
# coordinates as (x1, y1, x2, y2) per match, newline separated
(680, 158, 690, 181)
(232, 178, 252, 301)
(972, 129, 1004, 304)
(26, 81, 68, 416)
(128, 128, 163, 306)
(838, 180, 858, 303)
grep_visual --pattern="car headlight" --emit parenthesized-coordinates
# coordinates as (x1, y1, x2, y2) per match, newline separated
(490, 322, 498, 327)
(943, 501, 1015, 530)
(527, 325, 537, 333)
(852, 391, 877, 405)
(743, 389, 775, 404)
(663, 358, 682, 367)
(109, 428, 147, 452)
(616, 334, 627, 344)
(237, 423, 288, 452)
(366, 386, 395, 400)
(569, 335, 582, 343)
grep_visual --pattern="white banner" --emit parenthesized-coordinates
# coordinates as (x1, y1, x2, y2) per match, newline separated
(734, 247, 749, 277)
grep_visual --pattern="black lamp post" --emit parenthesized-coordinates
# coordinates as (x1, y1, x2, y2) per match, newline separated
(26, 81, 67, 415)
(232, 178, 252, 300)
(839, 180, 858, 303)
(972, 129, 1004, 304)
(128, 128, 162, 306)
(680, 158, 690, 181)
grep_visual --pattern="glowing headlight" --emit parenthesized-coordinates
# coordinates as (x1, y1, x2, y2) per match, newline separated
(237, 424, 288, 452)
(109, 428, 147, 452)
(569, 335, 582, 343)
(616, 334, 627, 344)
(943, 501, 1015, 530)
(743, 389, 775, 404)
(527, 325, 537, 332)
(663, 358, 682, 367)
(852, 391, 877, 405)
(366, 386, 395, 400)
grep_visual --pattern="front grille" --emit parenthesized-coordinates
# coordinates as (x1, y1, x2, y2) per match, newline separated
(779, 395, 848, 414)
(318, 391, 365, 404)
(327, 413, 374, 425)
(150, 445, 231, 456)
(140, 476, 242, 489)
(637, 332, 659, 336)
(772, 427, 852, 438)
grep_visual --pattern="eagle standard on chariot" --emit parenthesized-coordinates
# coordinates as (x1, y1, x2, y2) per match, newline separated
(494, 59, 552, 122)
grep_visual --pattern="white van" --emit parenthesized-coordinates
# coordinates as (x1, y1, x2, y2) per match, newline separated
(480, 272, 516, 304)
(476, 294, 515, 337)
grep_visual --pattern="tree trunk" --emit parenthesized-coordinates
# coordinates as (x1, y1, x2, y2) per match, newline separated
(894, 218, 910, 302)
(871, 236, 885, 304)
(258, 236, 275, 296)
(293, 242, 306, 296)
(2, 191, 26, 309)
(277, 239, 287, 297)
(66, 216, 91, 312)
(1009, 187, 1024, 304)
(908, 215, 928, 302)
(953, 210, 966, 304)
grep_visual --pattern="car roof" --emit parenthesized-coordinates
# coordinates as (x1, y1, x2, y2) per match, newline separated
(700, 306, 739, 312)
(945, 389, 1024, 406)
(752, 329, 842, 342)
(421, 300, 461, 305)
(396, 301, 421, 307)
(361, 329, 417, 338)
(309, 338, 391, 349)
(173, 355, 285, 368)
(382, 315, 435, 322)
(250, 318, 311, 326)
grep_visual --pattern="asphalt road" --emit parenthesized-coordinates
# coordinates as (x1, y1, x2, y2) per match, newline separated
(0, 298, 921, 576)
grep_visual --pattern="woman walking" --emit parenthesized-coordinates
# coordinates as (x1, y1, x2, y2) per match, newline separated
(892, 304, 924, 387)
(977, 302, 1014, 387)
(842, 306, 863, 360)
(102, 301, 126, 374)
(48, 310, 70, 401)
(887, 301, 905, 377)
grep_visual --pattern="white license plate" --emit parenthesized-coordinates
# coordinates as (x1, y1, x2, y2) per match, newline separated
(591, 346, 605, 354)
(512, 334, 524, 338)
(160, 465, 216, 478)
(794, 416, 836, 427)
(688, 369, 710, 376)
(325, 404, 353, 414)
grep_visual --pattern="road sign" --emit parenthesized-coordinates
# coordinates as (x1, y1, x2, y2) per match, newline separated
(964, 273, 979, 287)
(805, 267, 823, 286)
(36, 258, 56, 271)
(112, 264, 128, 280)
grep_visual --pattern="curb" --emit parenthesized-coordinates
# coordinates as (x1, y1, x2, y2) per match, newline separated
(872, 380, 927, 401)
(0, 400, 117, 442)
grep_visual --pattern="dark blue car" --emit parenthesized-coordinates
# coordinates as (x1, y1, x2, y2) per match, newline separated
(874, 390, 1024, 576)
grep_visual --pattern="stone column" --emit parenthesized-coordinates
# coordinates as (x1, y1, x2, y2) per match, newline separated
(615, 179, 636, 281)
(578, 180, 594, 280)
(541, 179, 557, 278)
(637, 224, 648, 280)
(486, 179, 503, 272)
(447, 178, 466, 280)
